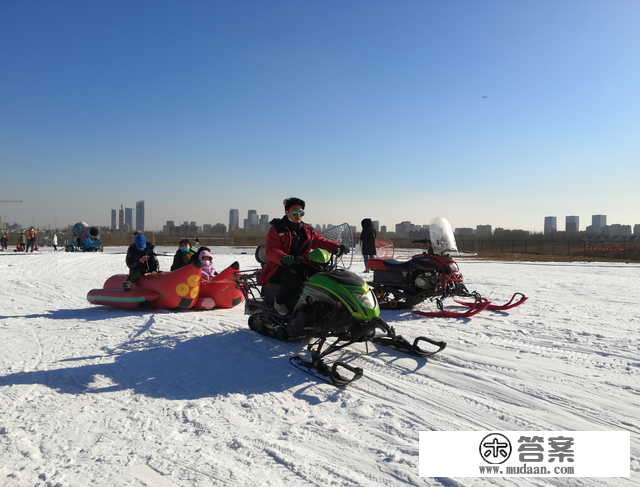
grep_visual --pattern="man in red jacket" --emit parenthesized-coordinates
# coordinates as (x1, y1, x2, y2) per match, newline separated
(258, 197, 349, 315)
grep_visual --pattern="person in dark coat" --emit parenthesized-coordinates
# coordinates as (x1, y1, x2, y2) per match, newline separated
(170, 239, 194, 271)
(258, 197, 349, 315)
(1, 234, 8, 250)
(359, 218, 377, 272)
(26, 228, 36, 252)
(123, 234, 160, 291)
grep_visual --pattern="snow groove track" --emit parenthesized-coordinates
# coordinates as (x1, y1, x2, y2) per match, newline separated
(0, 249, 638, 486)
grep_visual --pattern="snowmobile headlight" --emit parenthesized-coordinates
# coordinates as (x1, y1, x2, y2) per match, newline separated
(447, 262, 459, 272)
(352, 289, 378, 310)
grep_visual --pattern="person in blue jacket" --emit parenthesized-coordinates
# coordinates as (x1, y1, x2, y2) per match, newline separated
(123, 234, 160, 291)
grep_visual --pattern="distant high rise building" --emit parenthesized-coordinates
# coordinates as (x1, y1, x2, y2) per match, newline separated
(604, 224, 632, 237)
(592, 215, 606, 230)
(372, 220, 380, 232)
(136, 201, 145, 232)
(566, 216, 579, 236)
(395, 221, 413, 235)
(380, 225, 387, 234)
(476, 225, 492, 237)
(244, 210, 258, 231)
(634, 224, 640, 236)
(163, 220, 175, 234)
(259, 214, 269, 231)
(125, 208, 133, 232)
(119, 204, 125, 231)
(212, 223, 226, 235)
(229, 209, 239, 231)
(544, 216, 557, 235)
(111, 209, 117, 230)
(600, 225, 611, 237)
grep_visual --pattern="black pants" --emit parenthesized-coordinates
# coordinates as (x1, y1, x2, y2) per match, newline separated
(26, 239, 35, 252)
(271, 264, 317, 306)
(127, 269, 149, 283)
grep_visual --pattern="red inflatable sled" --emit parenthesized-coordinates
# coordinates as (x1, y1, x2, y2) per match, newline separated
(193, 261, 244, 310)
(87, 261, 243, 310)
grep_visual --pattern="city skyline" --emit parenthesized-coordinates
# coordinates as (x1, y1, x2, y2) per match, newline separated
(3, 199, 639, 235)
(1, 2, 639, 233)
(4, 205, 638, 240)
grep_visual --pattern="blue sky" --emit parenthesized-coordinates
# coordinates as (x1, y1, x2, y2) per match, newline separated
(1, 0, 639, 233)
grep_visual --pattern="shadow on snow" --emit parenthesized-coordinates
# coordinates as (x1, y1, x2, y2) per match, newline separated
(0, 330, 310, 399)
(0, 306, 210, 322)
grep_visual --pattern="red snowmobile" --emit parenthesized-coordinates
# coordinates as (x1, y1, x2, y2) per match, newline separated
(367, 217, 527, 318)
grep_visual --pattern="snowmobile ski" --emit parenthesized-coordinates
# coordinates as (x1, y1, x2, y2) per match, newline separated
(454, 292, 528, 311)
(371, 334, 446, 357)
(413, 296, 491, 318)
(290, 356, 364, 386)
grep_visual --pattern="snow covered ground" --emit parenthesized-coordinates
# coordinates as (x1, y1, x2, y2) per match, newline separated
(0, 246, 638, 486)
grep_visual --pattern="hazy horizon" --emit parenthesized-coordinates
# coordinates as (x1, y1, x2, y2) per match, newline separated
(0, 204, 632, 236)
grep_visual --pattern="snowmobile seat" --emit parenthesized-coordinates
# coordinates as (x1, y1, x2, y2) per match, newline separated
(259, 281, 299, 312)
(373, 269, 411, 285)
(368, 258, 412, 272)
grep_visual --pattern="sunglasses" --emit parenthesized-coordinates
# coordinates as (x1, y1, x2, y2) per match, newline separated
(292, 210, 305, 216)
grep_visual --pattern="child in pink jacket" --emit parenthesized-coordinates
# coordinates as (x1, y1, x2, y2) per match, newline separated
(199, 250, 216, 280)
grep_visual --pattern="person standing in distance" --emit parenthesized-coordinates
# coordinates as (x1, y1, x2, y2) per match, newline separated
(359, 218, 377, 272)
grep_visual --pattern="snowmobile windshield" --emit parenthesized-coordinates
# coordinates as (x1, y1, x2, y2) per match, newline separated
(429, 217, 458, 254)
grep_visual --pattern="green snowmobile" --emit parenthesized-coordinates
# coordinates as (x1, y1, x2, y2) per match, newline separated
(235, 246, 446, 386)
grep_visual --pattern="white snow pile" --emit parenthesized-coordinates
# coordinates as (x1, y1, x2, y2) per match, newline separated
(0, 247, 638, 486)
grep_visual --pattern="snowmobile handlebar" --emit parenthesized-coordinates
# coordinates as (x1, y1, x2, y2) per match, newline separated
(295, 249, 343, 271)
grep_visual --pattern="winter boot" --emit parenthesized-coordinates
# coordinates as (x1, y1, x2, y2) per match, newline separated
(285, 311, 311, 337)
(122, 281, 132, 291)
(274, 301, 289, 316)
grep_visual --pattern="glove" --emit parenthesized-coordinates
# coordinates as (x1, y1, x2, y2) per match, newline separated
(338, 244, 350, 255)
(281, 255, 295, 265)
